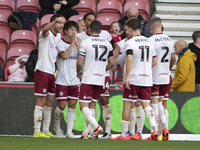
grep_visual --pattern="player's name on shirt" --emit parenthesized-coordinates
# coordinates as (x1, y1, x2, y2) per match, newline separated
(154, 37, 172, 42)
(91, 38, 106, 42)
(134, 38, 148, 43)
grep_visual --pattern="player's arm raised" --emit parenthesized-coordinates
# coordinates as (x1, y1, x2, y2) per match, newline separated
(42, 17, 64, 37)
(125, 50, 133, 90)
(60, 33, 76, 60)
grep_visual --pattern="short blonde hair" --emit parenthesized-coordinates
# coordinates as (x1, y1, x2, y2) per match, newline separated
(150, 16, 162, 29)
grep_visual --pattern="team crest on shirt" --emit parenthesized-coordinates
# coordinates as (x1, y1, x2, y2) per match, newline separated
(59, 91, 63, 96)
(43, 88, 47, 93)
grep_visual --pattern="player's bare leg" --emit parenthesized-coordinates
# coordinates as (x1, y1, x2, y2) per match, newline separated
(66, 100, 77, 138)
(135, 101, 144, 139)
(100, 96, 112, 139)
(34, 96, 46, 136)
(42, 94, 55, 137)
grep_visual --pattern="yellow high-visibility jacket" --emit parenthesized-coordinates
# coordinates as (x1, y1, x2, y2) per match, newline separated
(171, 49, 197, 92)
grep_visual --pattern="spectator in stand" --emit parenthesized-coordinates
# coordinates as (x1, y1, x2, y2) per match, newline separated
(118, 6, 150, 39)
(188, 31, 200, 92)
(25, 49, 38, 82)
(110, 21, 122, 42)
(39, 0, 80, 20)
(8, 55, 29, 82)
(77, 19, 86, 33)
(171, 40, 197, 92)
(0, 62, 3, 79)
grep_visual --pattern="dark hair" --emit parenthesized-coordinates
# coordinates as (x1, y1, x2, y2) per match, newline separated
(192, 31, 200, 43)
(50, 14, 63, 22)
(90, 20, 102, 34)
(83, 13, 95, 21)
(63, 21, 79, 32)
(127, 19, 141, 31)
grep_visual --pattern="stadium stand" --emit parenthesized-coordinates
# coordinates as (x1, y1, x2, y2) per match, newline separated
(0, 12, 12, 35)
(16, 0, 41, 15)
(124, 1, 149, 21)
(126, 0, 151, 6)
(99, 0, 124, 5)
(10, 30, 37, 50)
(97, 16, 119, 32)
(0, 0, 15, 14)
(72, 0, 96, 16)
(97, 1, 122, 19)
(68, 15, 84, 22)
(3, 64, 11, 81)
(31, 17, 39, 36)
(0, 30, 9, 53)
(6, 47, 31, 67)
(0, 48, 5, 69)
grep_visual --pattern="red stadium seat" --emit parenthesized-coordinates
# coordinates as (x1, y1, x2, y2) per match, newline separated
(97, 16, 120, 33)
(72, 0, 95, 16)
(99, 0, 124, 5)
(4, 65, 11, 81)
(31, 17, 39, 36)
(0, 13, 12, 35)
(0, 0, 15, 14)
(16, 0, 41, 15)
(0, 48, 5, 69)
(10, 30, 36, 50)
(126, 0, 151, 6)
(97, 1, 122, 19)
(124, 1, 149, 21)
(0, 30, 9, 53)
(68, 15, 84, 22)
(6, 47, 31, 66)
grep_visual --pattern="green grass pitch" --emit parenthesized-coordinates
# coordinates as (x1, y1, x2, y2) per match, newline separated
(0, 136, 200, 150)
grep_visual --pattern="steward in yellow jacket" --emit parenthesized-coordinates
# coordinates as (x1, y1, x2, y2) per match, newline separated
(171, 40, 197, 92)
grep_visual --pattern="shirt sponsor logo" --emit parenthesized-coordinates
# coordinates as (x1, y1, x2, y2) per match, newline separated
(68, 56, 78, 60)
(83, 95, 92, 99)
(159, 73, 169, 75)
(93, 73, 103, 76)
(128, 94, 138, 99)
(139, 74, 149, 77)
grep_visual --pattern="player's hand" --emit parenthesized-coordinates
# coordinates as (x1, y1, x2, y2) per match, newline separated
(77, 71, 83, 81)
(59, 0, 67, 5)
(71, 32, 76, 45)
(125, 78, 131, 90)
(56, 17, 64, 23)
(53, 3, 61, 11)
